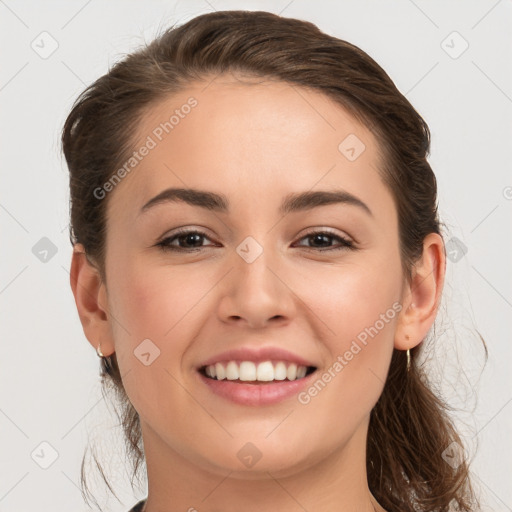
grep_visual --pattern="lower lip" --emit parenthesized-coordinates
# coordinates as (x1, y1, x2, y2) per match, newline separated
(197, 370, 317, 406)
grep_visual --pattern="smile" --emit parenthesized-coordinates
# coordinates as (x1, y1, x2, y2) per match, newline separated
(201, 360, 316, 382)
(197, 361, 318, 406)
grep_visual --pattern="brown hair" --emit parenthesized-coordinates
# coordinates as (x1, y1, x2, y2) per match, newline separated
(62, 10, 487, 511)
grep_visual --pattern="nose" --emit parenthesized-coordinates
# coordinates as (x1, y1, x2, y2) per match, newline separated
(216, 246, 295, 329)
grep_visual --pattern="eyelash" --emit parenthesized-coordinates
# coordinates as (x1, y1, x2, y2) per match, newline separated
(155, 228, 356, 253)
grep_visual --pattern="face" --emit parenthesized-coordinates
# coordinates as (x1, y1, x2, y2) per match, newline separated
(101, 73, 404, 478)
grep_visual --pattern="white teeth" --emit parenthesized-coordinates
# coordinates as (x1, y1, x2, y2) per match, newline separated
(226, 361, 238, 380)
(204, 360, 312, 382)
(256, 361, 274, 381)
(239, 361, 256, 381)
(215, 362, 226, 380)
(296, 366, 307, 379)
(274, 361, 287, 380)
(287, 363, 297, 380)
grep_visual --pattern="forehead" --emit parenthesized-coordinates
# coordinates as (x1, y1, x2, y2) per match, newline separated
(106, 75, 395, 227)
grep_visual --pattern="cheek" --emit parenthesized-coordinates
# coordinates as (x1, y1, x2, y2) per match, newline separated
(296, 254, 400, 394)
(294, 267, 398, 415)
(109, 257, 208, 341)
(297, 258, 400, 345)
(285, 260, 400, 453)
(106, 262, 207, 422)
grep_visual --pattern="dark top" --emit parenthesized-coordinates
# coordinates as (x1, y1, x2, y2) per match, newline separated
(128, 499, 146, 511)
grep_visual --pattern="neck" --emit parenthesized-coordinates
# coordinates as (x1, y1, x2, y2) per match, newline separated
(140, 416, 385, 512)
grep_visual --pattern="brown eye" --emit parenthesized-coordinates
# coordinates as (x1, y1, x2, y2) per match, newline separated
(294, 230, 355, 251)
(156, 229, 215, 252)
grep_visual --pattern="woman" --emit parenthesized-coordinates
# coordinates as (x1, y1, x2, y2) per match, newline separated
(63, 10, 483, 512)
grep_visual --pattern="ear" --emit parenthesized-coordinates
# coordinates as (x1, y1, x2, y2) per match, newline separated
(69, 243, 115, 356)
(394, 233, 446, 351)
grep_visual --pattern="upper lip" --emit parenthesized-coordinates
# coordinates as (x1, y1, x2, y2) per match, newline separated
(198, 346, 317, 369)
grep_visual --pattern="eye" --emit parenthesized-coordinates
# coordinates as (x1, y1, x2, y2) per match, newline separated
(156, 229, 216, 252)
(293, 230, 356, 252)
(155, 228, 356, 253)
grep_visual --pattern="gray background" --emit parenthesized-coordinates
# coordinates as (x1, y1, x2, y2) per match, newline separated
(1, 1, 511, 511)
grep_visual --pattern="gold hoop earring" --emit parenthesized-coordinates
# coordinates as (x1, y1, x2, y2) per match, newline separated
(96, 342, 104, 358)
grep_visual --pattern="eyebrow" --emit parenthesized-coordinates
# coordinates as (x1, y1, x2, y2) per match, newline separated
(139, 187, 373, 218)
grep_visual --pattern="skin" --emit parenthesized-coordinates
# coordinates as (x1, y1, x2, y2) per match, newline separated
(70, 72, 445, 512)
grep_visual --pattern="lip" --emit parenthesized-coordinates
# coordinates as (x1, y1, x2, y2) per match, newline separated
(198, 346, 317, 368)
(197, 368, 317, 406)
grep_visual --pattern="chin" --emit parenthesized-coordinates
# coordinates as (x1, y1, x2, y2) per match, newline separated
(197, 442, 317, 479)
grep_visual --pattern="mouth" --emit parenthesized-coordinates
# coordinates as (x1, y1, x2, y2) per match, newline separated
(198, 361, 317, 384)
(197, 359, 319, 406)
